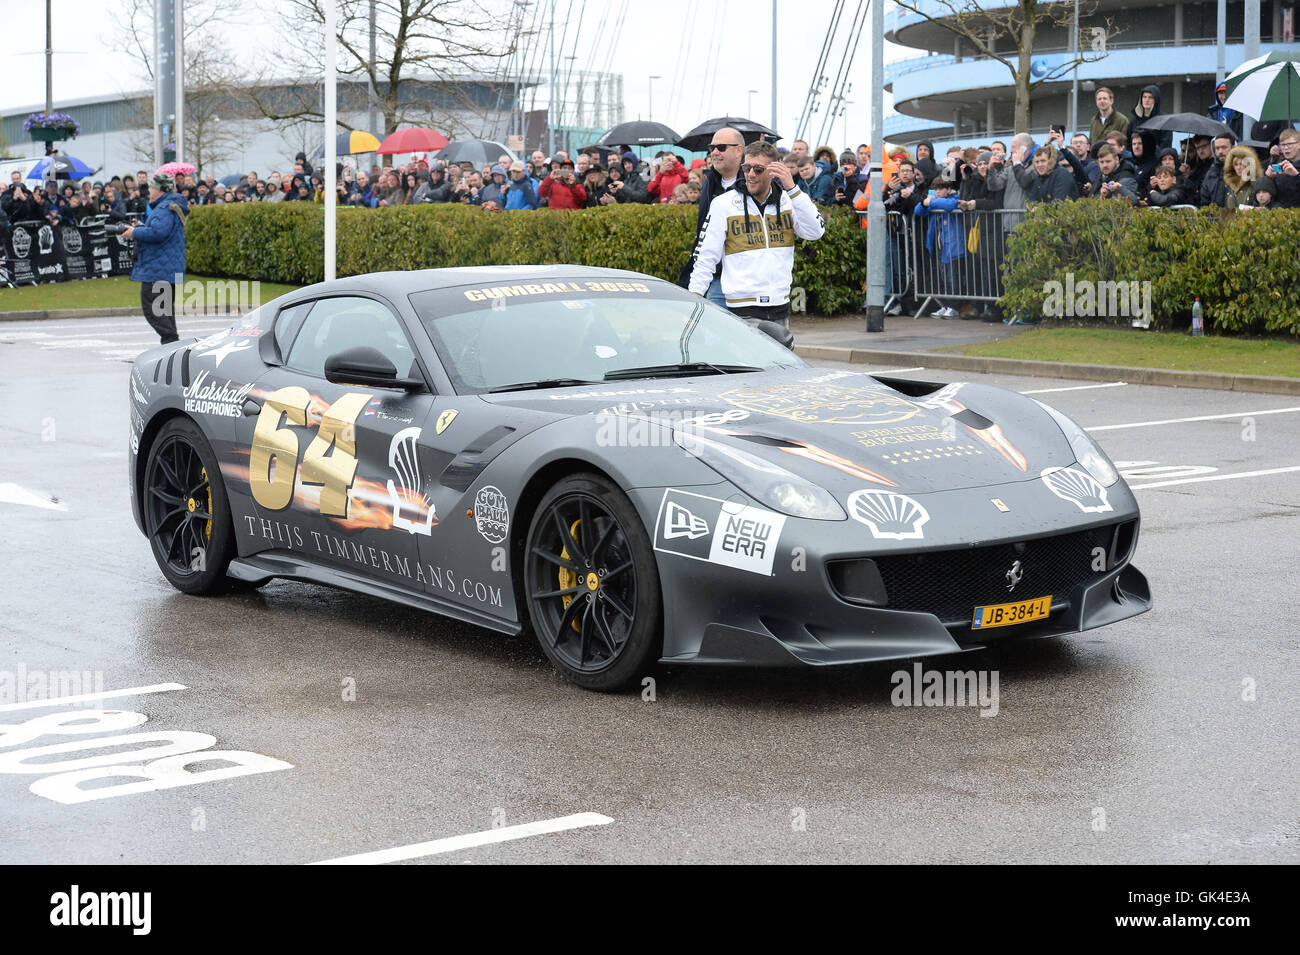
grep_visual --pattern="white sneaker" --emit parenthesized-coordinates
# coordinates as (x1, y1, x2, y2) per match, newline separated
(885, 302, 903, 316)
(935, 307, 956, 318)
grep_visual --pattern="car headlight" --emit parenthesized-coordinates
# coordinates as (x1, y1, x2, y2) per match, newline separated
(1034, 400, 1119, 487)
(673, 429, 846, 520)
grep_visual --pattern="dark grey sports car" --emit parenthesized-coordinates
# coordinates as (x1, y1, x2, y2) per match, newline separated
(129, 266, 1151, 689)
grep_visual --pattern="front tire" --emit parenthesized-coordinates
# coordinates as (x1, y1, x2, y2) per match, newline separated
(524, 473, 662, 691)
(142, 417, 238, 594)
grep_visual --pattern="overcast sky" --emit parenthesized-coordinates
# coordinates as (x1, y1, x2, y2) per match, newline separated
(3, 0, 899, 150)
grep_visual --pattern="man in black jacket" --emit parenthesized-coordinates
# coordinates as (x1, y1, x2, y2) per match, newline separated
(679, 126, 745, 303)
(1198, 133, 1234, 207)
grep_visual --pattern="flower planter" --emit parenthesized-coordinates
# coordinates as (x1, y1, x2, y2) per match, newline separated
(29, 127, 73, 143)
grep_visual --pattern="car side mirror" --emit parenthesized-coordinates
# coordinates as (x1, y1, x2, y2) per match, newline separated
(753, 320, 794, 350)
(324, 346, 422, 390)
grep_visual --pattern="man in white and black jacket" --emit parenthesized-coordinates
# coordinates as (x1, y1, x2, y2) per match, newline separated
(677, 126, 745, 302)
(689, 141, 825, 334)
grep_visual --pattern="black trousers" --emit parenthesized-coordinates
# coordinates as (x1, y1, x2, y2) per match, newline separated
(729, 302, 791, 327)
(140, 280, 178, 344)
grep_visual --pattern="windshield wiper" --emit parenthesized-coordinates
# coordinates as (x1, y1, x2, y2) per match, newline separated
(602, 362, 762, 381)
(487, 377, 603, 393)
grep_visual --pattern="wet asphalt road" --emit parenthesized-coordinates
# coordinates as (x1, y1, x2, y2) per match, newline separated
(0, 314, 1297, 864)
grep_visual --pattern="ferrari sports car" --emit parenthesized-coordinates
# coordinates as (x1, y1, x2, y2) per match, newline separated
(129, 265, 1150, 690)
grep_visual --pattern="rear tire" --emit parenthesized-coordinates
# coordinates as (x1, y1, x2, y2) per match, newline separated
(142, 417, 238, 594)
(523, 473, 662, 691)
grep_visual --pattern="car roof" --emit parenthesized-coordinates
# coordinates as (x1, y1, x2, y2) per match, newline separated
(285, 265, 675, 300)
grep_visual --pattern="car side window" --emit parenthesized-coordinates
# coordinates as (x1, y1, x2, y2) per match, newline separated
(272, 301, 313, 364)
(285, 296, 417, 379)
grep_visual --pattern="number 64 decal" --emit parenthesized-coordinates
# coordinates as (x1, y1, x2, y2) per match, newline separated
(249, 386, 372, 517)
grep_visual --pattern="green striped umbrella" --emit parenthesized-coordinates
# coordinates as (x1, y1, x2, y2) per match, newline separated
(1222, 52, 1300, 121)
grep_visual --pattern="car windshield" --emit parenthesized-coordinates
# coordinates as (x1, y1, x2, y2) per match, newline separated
(410, 281, 802, 394)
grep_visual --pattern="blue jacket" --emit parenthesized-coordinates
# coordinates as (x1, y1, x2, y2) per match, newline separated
(913, 195, 965, 264)
(129, 190, 189, 284)
(801, 159, 835, 205)
(502, 177, 539, 210)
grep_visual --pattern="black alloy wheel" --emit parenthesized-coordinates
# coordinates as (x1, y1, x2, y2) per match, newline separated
(143, 418, 238, 594)
(524, 473, 662, 690)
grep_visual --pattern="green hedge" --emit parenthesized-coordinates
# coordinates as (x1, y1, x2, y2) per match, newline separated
(1002, 202, 1300, 335)
(186, 202, 867, 315)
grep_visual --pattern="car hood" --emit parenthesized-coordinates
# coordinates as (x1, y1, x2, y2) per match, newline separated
(485, 368, 1077, 495)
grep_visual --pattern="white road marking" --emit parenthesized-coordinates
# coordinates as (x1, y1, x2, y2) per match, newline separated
(310, 812, 615, 865)
(1021, 381, 1127, 395)
(1088, 406, 1300, 432)
(1129, 465, 1300, 490)
(1, 325, 229, 342)
(869, 366, 926, 375)
(0, 682, 187, 714)
(0, 482, 69, 511)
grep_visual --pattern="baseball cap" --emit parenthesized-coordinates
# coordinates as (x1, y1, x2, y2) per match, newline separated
(151, 172, 175, 191)
(509, 160, 526, 173)
(560, 158, 575, 168)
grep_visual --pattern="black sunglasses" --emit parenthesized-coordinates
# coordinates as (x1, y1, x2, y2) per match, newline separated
(708, 143, 736, 152)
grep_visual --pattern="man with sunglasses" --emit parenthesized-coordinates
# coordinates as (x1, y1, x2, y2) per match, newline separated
(678, 127, 746, 302)
(689, 141, 825, 336)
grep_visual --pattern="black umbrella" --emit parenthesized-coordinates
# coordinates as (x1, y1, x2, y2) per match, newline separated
(596, 121, 681, 147)
(676, 116, 780, 152)
(432, 139, 517, 168)
(1138, 112, 1234, 138)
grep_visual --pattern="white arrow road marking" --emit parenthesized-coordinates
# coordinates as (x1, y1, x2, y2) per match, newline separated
(310, 812, 615, 865)
(0, 682, 187, 714)
(0, 483, 69, 511)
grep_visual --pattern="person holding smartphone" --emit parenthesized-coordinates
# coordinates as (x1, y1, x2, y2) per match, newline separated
(537, 158, 587, 209)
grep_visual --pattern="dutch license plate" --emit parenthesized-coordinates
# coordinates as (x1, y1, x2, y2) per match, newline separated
(971, 595, 1052, 630)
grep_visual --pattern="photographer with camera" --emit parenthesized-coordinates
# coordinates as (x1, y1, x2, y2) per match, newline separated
(121, 172, 189, 346)
(537, 158, 587, 209)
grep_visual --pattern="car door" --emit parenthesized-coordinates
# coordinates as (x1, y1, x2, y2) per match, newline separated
(233, 293, 440, 590)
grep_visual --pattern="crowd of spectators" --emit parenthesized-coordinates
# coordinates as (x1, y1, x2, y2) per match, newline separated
(876, 85, 1300, 318)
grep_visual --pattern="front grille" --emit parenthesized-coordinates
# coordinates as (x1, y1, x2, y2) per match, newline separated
(871, 524, 1125, 625)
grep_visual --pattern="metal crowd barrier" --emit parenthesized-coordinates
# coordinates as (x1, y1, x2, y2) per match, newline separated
(873, 208, 1027, 316)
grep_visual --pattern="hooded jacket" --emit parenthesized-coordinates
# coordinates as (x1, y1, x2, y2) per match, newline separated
(914, 140, 940, 183)
(912, 193, 965, 264)
(129, 190, 189, 284)
(1130, 84, 1172, 150)
(1207, 84, 1245, 140)
(1222, 145, 1261, 207)
(801, 158, 835, 205)
(984, 139, 1037, 231)
(688, 182, 826, 307)
(502, 175, 539, 210)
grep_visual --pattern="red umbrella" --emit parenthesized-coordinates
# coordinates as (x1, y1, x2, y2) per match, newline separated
(376, 127, 450, 154)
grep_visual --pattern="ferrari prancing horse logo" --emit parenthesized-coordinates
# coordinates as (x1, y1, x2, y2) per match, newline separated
(436, 409, 458, 434)
(1005, 560, 1024, 592)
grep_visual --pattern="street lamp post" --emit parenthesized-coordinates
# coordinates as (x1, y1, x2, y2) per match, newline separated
(748, 89, 758, 117)
(649, 75, 661, 120)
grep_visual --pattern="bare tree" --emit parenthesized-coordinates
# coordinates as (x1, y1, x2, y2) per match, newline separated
(890, 0, 1120, 133)
(241, 0, 525, 140)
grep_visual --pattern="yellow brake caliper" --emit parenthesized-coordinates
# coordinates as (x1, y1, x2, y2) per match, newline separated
(557, 518, 583, 633)
(202, 467, 213, 539)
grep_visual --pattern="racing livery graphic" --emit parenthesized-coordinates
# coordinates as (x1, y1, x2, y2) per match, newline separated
(129, 266, 1150, 690)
